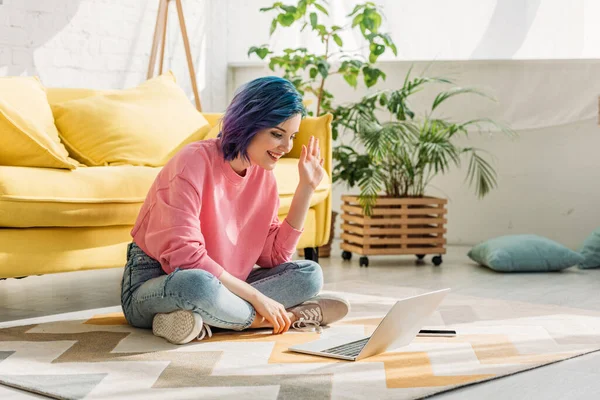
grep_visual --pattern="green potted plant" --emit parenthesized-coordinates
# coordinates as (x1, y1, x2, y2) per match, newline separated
(333, 68, 515, 267)
(248, 0, 397, 260)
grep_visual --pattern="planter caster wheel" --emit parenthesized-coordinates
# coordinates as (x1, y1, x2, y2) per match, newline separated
(432, 255, 443, 266)
(359, 256, 369, 267)
(416, 254, 426, 260)
(342, 251, 352, 261)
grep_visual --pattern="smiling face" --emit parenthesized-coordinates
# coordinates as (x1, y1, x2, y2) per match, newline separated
(229, 114, 302, 174)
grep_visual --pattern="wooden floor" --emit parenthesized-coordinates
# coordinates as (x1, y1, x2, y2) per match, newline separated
(1, 242, 599, 399)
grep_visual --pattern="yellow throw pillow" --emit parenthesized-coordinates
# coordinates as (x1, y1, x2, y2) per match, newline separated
(160, 124, 213, 163)
(0, 76, 78, 169)
(51, 72, 211, 166)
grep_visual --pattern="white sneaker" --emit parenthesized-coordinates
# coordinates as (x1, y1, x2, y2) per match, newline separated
(152, 310, 212, 345)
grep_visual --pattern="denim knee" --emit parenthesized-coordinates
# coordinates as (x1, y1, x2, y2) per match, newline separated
(166, 269, 255, 330)
(165, 268, 221, 303)
(295, 260, 324, 298)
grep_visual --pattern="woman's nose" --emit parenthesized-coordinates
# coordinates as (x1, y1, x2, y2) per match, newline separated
(281, 139, 293, 153)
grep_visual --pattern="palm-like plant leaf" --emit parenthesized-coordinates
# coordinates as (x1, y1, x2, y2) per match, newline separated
(432, 87, 496, 112)
(464, 148, 497, 198)
(455, 118, 517, 138)
(358, 168, 386, 216)
(331, 67, 513, 212)
(357, 120, 418, 161)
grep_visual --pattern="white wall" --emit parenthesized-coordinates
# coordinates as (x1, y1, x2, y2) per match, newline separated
(0, 0, 229, 111)
(227, 0, 600, 64)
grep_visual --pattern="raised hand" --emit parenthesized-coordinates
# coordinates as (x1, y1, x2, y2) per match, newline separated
(298, 136, 325, 191)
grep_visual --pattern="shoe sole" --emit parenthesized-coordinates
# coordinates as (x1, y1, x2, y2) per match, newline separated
(152, 310, 202, 345)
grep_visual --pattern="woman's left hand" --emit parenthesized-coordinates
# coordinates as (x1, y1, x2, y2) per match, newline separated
(298, 136, 325, 191)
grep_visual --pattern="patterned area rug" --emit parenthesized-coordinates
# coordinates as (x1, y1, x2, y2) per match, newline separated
(1, 281, 600, 400)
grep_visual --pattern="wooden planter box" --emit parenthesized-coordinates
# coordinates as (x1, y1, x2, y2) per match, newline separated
(340, 195, 447, 267)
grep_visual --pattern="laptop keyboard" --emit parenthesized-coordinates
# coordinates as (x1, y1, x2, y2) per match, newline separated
(321, 337, 370, 358)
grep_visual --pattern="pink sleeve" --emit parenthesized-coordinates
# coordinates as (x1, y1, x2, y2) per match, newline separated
(256, 199, 304, 268)
(144, 174, 224, 278)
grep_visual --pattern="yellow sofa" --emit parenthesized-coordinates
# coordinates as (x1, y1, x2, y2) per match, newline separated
(0, 84, 332, 279)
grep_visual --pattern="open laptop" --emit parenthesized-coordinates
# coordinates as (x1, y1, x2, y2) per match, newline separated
(288, 288, 451, 361)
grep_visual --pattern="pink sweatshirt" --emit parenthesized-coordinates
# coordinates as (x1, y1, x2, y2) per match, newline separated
(131, 139, 303, 280)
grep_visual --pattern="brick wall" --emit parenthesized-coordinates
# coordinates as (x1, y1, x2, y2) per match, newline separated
(0, 0, 226, 110)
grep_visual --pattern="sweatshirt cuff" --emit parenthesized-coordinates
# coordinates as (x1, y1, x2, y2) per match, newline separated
(278, 219, 304, 252)
(202, 257, 225, 279)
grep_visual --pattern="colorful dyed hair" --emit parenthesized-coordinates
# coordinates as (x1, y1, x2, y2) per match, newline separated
(219, 76, 306, 162)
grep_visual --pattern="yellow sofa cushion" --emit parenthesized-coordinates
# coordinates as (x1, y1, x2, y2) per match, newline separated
(0, 165, 161, 227)
(0, 159, 330, 228)
(0, 76, 79, 169)
(273, 158, 330, 214)
(51, 72, 211, 166)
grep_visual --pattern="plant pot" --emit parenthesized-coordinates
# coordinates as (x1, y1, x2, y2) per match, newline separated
(298, 211, 338, 258)
(340, 195, 447, 267)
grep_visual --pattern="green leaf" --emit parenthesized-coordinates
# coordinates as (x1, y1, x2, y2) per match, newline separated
(317, 61, 329, 78)
(378, 93, 388, 106)
(280, 5, 296, 13)
(362, 66, 383, 87)
(314, 3, 329, 15)
(456, 118, 517, 138)
(333, 34, 343, 47)
(310, 67, 318, 79)
(270, 19, 278, 35)
(465, 150, 497, 198)
(432, 87, 496, 112)
(248, 46, 271, 59)
(352, 13, 363, 28)
(368, 42, 385, 63)
(278, 13, 295, 26)
(343, 73, 357, 87)
(258, 48, 270, 59)
(298, 0, 308, 15)
(370, 12, 382, 32)
(358, 167, 385, 216)
(310, 12, 317, 28)
(380, 33, 398, 55)
(360, 18, 372, 34)
(348, 4, 363, 17)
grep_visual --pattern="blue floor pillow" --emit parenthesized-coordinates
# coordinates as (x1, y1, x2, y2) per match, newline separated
(579, 228, 600, 269)
(468, 234, 584, 272)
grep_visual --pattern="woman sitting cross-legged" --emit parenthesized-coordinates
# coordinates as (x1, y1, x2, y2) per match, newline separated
(120, 76, 349, 344)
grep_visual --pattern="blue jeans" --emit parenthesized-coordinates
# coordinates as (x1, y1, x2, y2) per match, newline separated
(120, 242, 323, 330)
